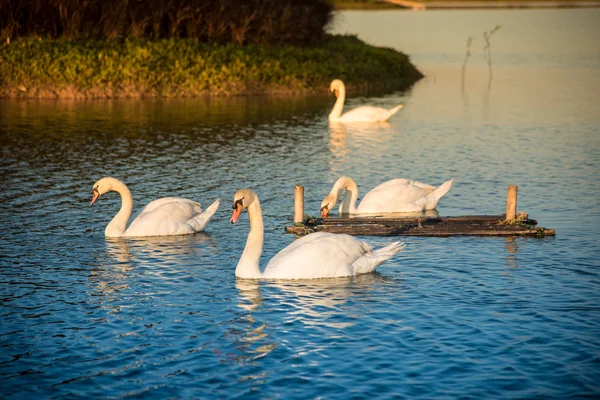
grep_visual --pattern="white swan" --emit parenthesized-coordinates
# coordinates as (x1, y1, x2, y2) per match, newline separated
(328, 79, 403, 123)
(320, 176, 454, 217)
(230, 189, 405, 280)
(90, 177, 220, 237)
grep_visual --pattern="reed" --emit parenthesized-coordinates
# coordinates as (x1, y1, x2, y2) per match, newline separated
(0, 0, 333, 45)
(483, 25, 501, 76)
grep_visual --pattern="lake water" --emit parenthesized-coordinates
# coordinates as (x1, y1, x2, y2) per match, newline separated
(1, 8, 599, 399)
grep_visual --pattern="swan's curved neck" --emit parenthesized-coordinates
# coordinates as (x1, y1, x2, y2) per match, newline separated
(105, 180, 133, 237)
(328, 85, 346, 121)
(236, 200, 264, 279)
(333, 176, 359, 215)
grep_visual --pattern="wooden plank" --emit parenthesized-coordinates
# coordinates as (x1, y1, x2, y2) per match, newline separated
(286, 182, 553, 238)
(315, 215, 538, 226)
(285, 224, 555, 237)
(285, 212, 554, 237)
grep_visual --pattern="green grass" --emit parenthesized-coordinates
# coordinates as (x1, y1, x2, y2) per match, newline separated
(0, 35, 422, 99)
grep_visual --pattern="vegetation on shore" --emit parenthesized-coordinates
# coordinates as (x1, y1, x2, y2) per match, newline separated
(0, 35, 423, 99)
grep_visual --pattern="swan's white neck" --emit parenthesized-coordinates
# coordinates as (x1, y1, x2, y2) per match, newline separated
(235, 200, 264, 279)
(332, 176, 359, 215)
(104, 179, 133, 237)
(328, 84, 346, 121)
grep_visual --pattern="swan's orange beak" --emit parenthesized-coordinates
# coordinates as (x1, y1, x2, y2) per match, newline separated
(90, 188, 100, 206)
(320, 205, 329, 218)
(230, 203, 243, 224)
(333, 89, 339, 98)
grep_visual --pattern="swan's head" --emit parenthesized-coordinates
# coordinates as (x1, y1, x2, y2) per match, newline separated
(320, 176, 354, 218)
(320, 194, 335, 218)
(330, 79, 344, 98)
(230, 189, 257, 224)
(90, 177, 120, 206)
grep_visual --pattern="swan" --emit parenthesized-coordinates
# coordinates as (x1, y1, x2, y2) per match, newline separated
(328, 79, 403, 123)
(90, 177, 220, 237)
(320, 176, 454, 217)
(230, 189, 405, 280)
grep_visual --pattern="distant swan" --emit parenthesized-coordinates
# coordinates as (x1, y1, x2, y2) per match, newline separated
(321, 176, 453, 217)
(90, 177, 220, 237)
(328, 79, 403, 123)
(230, 189, 405, 279)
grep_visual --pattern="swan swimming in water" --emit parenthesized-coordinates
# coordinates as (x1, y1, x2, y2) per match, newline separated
(90, 177, 219, 237)
(321, 176, 454, 217)
(230, 189, 405, 280)
(328, 79, 404, 123)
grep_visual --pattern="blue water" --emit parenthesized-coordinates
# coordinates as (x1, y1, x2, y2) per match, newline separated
(1, 8, 600, 399)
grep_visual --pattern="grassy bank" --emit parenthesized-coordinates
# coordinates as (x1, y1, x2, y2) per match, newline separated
(0, 35, 422, 99)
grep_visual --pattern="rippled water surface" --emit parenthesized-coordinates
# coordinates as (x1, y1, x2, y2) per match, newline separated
(2, 8, 599, 399)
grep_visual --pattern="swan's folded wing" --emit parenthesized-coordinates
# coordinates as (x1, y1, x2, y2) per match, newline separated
(135, 197, 202, 217)
(340, 106, 392, 122)
(358, 180, 430, 213)
(127, 198, 202, 235)
(264, 233, 371, 279)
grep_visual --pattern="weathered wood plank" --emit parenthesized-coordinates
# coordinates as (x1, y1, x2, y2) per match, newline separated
(285, 184, 554, 237)
(284, 214, 554, 237)
(285, 224, 555, 237)
(320, 215, 536, 224)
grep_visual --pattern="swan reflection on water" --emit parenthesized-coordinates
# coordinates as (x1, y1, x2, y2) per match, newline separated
(271, 273, 394, 329)
(103, 233, 217, 266)
(231, 273, 395, 367)
(328, 121, 394, 166)
(88, 234, 218, 299)
(232, 280, 276, 364)
(236, 273, 394, 329)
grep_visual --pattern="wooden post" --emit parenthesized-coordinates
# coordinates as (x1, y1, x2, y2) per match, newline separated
(506, 186, 518, 221)
(294, 185, 304, 224)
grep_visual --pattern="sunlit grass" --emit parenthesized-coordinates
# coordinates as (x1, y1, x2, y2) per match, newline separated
(0, 35, 423, 99)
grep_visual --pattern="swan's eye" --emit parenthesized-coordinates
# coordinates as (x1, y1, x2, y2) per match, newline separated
(232, 197, 244, 210)
(320, 204, 329, 211)
(92, 187, 99, 195)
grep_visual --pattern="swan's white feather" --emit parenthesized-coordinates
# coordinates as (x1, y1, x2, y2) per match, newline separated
(358, 179, 445, 213)
(126, 198, 219, 237)
(337, 105, 399, 123)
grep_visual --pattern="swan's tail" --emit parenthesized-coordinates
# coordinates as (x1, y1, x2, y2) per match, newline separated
(373, 241, 406, 257)
(415, 178, 454, 210)
(352, 241, 406, 275)
(388, 103, 403, 116)
(189, 199, 220, 232)
(411, 180, 436, 195)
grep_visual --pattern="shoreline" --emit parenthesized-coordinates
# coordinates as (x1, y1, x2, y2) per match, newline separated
(0, 35, 422, 100)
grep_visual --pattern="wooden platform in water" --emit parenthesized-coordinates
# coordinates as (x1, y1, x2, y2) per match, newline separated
(285, 214, 555, 237)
